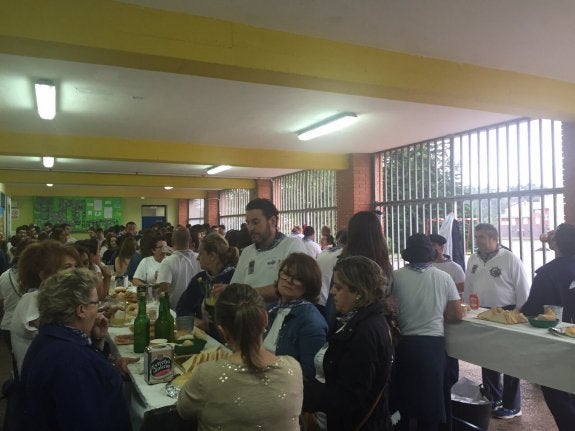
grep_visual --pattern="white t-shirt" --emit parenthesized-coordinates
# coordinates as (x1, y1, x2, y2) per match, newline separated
(10, 290, 39, 374)
(156, 250, 200, 310)
(302, 239, 322, 259)
(393, 266, 460, 337)
(0, 268, 22, 330)
(231, 236, 307, 289)
(432, 260, 465, 285)
(316, 248, 343, 306)
(133, 256, 162, 284)
(464, 248, 530, 308)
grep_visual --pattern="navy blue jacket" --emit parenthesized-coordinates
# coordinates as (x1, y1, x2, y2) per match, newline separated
(521, 256, 575, 323)
(19, 325, 131, 431)
(266, 303, 327, 380)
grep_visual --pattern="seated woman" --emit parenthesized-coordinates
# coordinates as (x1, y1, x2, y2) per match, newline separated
(114, 234, 140, 279)
(177, 283, 303, 430)
(10, 241, 80, 374)
(19, 268, 131, 431)
(304, 255, 396, 431)
(263, 253, 328, 380)
(176, 233, 238, 339)
(391, 233, 463, 431)
(132, 235, 168, 286)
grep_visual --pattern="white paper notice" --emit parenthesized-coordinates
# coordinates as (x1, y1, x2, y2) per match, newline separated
(94, 200, 103, 211)
(104, 207, 113, 218)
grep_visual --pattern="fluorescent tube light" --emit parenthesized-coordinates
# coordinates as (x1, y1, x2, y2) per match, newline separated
(297, 113, 358, 141)
(42, 157, 55, 168)
(207, 165, 231, 175)
(35, 81, 56, 120)
(46, 183, 53, 187)
(164, 186, 174, 190)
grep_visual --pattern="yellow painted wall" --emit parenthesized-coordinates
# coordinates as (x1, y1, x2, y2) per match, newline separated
(8, 196, 178, 234)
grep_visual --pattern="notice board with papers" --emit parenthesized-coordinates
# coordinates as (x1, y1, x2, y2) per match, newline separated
(33, 197, 122, 231)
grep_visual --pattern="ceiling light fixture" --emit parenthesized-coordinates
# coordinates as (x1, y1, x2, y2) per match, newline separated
(42, 156, 55, 168)
(297, 113, 358, 141)
(207, 165, 232, 175)
(164, 186, 174, 190)
(46, 183, 53, 187)
(35, 80, 57, 120)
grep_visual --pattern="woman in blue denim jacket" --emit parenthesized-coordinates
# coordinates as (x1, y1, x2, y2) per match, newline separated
(263, 253, 328, 380)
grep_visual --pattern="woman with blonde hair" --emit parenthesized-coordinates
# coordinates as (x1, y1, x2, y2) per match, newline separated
(177, 283, 303, 430)
(176, 233, 239, 339)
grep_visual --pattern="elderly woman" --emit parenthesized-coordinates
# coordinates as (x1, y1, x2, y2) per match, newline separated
(391, 233, 463, 431)
(176, 233, 239, 339)
(177, 283, 303, 430)
(304, 255, 395, 431)
(263, 252, 327, 380)
(19, 268, 131, 431)
(10, 240, 80, 374)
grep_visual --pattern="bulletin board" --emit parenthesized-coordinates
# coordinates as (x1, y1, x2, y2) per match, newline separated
(33, 197, 122, 231)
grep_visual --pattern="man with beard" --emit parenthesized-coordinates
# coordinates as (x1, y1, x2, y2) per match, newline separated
(229, 198, 306, 302)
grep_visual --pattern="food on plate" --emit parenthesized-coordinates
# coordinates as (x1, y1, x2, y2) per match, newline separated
(114, 334, 134, 345)
(181, 347, 230, 374)
(182, 339, 193, 346)
(535, 307, 557, 321)
(477, 307, 528, 324)
(564, 326, 575, 336)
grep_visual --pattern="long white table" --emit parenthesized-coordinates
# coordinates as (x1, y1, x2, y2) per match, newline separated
(445, 309, 575, 394)
(107, 325, 223, 429)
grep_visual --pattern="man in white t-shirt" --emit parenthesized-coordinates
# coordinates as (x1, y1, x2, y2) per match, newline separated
(429, 234, 465, 294)
(302, 226, 322, 259)
(157, 229, 200, 310)
(464, 223, 530, 420)
(229, 198, 307, 301)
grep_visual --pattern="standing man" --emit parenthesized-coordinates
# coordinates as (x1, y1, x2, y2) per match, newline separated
(229, 198, 307, 301)
(302, 226, 322, 259)
(429, 234, 465, 295)
(464, 223, 530, 420)
(157, 228, 200, 310)
(521, 223, 575, 431)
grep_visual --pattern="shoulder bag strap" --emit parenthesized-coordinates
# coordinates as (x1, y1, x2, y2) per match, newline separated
(353, 328, 394, 431)
(9, 269, 22, 297)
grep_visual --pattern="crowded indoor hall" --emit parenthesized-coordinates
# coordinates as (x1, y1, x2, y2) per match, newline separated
(2, 1, 575, 431)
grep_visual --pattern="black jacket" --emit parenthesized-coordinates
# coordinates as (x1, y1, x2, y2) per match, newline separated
(304, 301, 394, 430)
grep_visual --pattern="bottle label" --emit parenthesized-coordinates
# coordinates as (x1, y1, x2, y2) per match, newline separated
(144, 345, 174, 384)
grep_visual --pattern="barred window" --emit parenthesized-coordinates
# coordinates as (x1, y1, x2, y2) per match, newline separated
(219, 189, 251, 230)
(375, 118, 564, 277)
(273, 170, 337, 237)
(188, 199, 204, 226)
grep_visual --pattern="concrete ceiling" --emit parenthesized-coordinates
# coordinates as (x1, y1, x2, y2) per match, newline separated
(1, 0, 574, 198)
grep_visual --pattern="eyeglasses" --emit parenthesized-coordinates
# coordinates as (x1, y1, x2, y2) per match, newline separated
(278, 270, 303, 287)
(84, 301, 99, 306)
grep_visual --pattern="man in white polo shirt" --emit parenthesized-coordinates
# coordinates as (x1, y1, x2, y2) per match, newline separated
(230, 198, 307, 301)
(157, 228, 200, 310)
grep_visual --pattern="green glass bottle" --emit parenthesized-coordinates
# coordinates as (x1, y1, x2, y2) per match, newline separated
(133, 289, 150, 353)
(154, 292, 175, 342)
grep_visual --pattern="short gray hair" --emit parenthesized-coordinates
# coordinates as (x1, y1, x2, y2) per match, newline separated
(38, 268, 98, 326)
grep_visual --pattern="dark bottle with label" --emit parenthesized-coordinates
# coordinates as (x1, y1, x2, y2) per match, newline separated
(154, 292, 174, 342)
(133, 288, 150, 353)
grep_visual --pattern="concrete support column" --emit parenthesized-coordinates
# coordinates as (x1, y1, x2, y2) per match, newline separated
(253, 179, 273, 201)
(205, 191, 219, 226)
(177, 199, 188, 226)
(336, 153, 373, 230)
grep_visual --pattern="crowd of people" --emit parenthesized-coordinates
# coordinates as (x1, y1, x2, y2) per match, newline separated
(1, 200, 574, 431)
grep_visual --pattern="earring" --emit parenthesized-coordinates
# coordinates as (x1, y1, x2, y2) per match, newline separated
(355, 295, 361, 301)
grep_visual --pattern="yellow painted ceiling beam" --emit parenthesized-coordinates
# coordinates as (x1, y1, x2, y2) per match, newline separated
(0, 131, 348, 170)
(2, 0, 575, 120)
(0, 169, 255, 189)
(5, 185, 206, 199)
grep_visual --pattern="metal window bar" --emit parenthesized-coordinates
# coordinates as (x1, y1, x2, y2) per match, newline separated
(374, 118, 564, 276)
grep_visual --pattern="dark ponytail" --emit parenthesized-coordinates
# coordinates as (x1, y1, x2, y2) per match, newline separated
(215, 283, 266, 370)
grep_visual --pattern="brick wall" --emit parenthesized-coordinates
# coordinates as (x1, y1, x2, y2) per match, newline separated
(177, 199, 188, 226)
(336, 153, 373, 229)
(253, 179, 273, 200)
(205, 191, 219, 226)
(563, 122, 575, 224)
